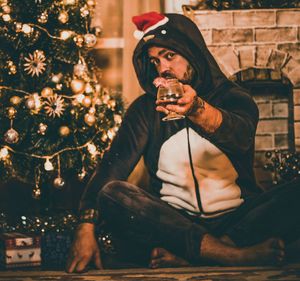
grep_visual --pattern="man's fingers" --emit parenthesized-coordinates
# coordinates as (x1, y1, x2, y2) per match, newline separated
(74, 259, 89, 273)
(66, 256, 79, 273)
(156, 106, 169, 115)
(93, 249, 103, 269)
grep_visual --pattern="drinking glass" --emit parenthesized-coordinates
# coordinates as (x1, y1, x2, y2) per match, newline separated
(157, 79, 185, 121)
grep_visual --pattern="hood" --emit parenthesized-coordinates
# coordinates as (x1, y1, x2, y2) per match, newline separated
(132, 13, 229, 99)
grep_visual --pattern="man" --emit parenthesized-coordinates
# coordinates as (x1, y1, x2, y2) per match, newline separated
(66, 11, 300, 272)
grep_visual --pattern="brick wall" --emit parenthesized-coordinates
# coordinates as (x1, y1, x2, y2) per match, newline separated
(190, 8, 300, 187)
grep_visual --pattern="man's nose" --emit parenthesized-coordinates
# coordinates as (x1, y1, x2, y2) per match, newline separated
(157, 60, 170, 74)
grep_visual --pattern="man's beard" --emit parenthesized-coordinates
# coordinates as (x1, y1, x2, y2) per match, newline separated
(160, 64, 195, 85)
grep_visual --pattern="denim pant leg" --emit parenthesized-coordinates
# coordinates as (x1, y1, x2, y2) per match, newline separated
(97, 180, 209, 263)
(225, 178, 300, 247)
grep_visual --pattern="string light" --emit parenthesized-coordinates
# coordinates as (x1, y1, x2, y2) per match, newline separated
(87, 142, 98, 156)
(0, 148, 9, 160)
(44, 158, 54, 171)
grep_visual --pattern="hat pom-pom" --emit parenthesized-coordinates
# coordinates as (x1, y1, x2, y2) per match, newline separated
(133, 30, 144, 40)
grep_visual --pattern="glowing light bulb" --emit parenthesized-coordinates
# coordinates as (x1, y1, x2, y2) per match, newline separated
(0, 148, 9, 159)
(44, 158, 54, 171)
(87, 143, 97, 156)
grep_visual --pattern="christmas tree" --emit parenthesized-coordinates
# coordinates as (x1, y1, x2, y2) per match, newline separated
(0, 0, 123, 202)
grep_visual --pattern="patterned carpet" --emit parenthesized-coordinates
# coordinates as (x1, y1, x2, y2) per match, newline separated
(1, 265, 300, 281)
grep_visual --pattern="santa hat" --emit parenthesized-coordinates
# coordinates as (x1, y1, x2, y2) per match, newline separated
(132, 11, 169, 40)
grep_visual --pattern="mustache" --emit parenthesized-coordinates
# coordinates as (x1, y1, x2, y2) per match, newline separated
(160, 72, 177, 79)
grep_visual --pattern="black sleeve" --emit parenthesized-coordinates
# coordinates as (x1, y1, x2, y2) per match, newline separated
(207, 85, 259, 155)
(79, 95, 151, 211)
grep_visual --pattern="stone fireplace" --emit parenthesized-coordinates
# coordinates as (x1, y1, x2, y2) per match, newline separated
(187, 8, 300, 188)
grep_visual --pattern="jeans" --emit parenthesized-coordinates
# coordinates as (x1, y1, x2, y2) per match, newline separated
(98, 178, 300, 265)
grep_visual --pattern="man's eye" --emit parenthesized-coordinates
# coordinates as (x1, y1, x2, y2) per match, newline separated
(166, 53, 175, 60)
(150, 59, 159, 66)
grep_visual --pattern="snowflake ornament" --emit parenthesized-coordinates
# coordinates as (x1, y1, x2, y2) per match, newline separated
(44, 94, 65, 118)
(23, 50, 46, 77)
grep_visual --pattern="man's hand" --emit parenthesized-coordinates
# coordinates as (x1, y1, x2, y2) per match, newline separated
(66, 223, 102, 273)
(156, 84, 198, 116)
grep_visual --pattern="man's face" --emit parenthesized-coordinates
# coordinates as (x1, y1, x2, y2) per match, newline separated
(147, 46, 194, 84)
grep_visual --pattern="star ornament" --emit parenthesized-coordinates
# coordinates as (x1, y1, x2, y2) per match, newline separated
(23, 50, 47, 77)
(44, 94, 65, 118)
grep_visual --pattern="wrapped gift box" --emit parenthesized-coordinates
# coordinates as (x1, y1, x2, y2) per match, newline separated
(0, 232, 41, 268)
(41, 231, 73, 269)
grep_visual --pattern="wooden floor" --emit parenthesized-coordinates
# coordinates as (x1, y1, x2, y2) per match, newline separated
(1, 264, 300, 281)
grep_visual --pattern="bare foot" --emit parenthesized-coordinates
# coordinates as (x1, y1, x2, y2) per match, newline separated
(149, 248, 190, 269)
(201, 234, 285, 266)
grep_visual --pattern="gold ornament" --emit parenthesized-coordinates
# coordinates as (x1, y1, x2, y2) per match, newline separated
(84, 34, 97, 48)
(63, 0, 76, 5)
(74, 35, 84, 47)
(2, 14, 11, 22)
(2, 5, 11, 13)
(15, 22, 23, 32)
(56, 83, 63, 90)
(73, 63, 87, 77)
(80, 6, 89, 17)
(85, 83, 93, 94)
(10, 96, 21, 105)
(7, 60, 17, 75)
(114, 114, 122, 125)
(84, 113, 96, 126)
(58, 11, 69, 24)
(41, 87, 53, 98)
(44, 94, 65, 118)
(82, 96, 92, 107)
(70, 79, 85, 94)
(38, 123, 47, 135)
(25, 97, 36, 110)
(38, 12, 48, 24)
(53, 177, 65, 189)
(94, 26, 102, 37)
(23, 50, 46, 77)
(51, 73, 62, 83)
(7, 107, 17, 119)
(4, 128, 19, 144)
(59, 126, 70, 137)
(32, 188, 41, 199)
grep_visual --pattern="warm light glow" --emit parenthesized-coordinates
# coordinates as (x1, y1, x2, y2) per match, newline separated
(0, 148, 9, 159)
(87, 143, 97, 156)
(60, 30, 73, 40)
(44, 158, 54, 171)
(76, 94, 85, 103)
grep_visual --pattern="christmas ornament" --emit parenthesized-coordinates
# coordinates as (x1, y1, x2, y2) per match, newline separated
(63, 0, 76, 5)
(15, 22, 23, 32)
(23, 50, 46, 77)
(53, 177, 65, 189)
(84, 113, 95, 126)
(44, 159, 54, 171)
(51, 73, 62, 83)
(94, 26, 102, 37)
(85, 83, 93, 94)
(56, 83, 63, 90)
(7, 107, 17, 119)
(80, 6, 89, 17)
(38, 12, 48, 24)
(10, 96, 21, 105)
(70, 79, 85, 94)
(2, 14, 11, 22)
(87, 143, 97, 156)
(44, 94, 65, 118)
(84, 34, 97, 48)
(59, 126, 70, 137)
(74, 35, 84, 47)
(86, 0, 95, 8)
(73, 63, 87, 77)
(82, 96, 92, 107)
(4, 128, 19, 144)
(7, 61, 17, 75)
(58, 11, 69, 24)
(41, 87, 53, 98)
(114, 114, 122, 125)
(32, 187, 41, 199)
(38, 123, 48, 135)
(25, 96, 36, 110)
(2, 4, 11, 13)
